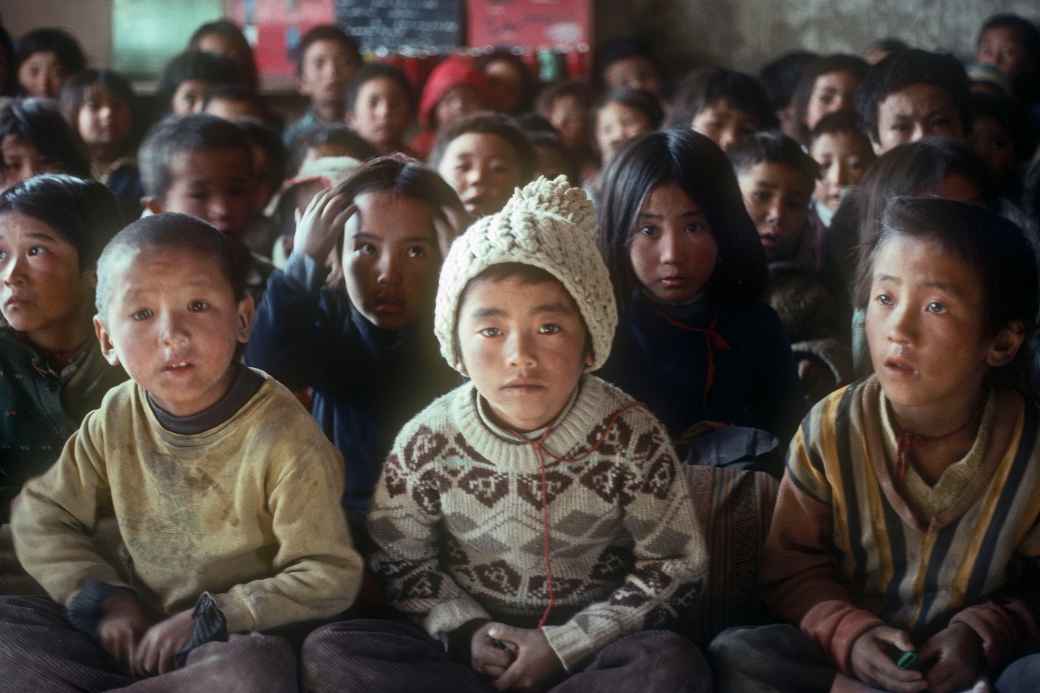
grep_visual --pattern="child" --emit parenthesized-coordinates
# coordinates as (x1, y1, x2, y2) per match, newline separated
(477, 48, 537, 115)
(517, 117, 580, 186)
(975, 13, 1040, 108)
(597, 129, 796, 466)
(711, 197, 1040, 693)
(807, 111, 875, 230)
(593, 87, 663, 168)
(283, 25, 363, 146)
(15, 28, 86, 98)
(0, 98, 90, 192)
(344, 62, 416, 156)
(791, 54, 868, 144)
(595, 37, 664, 96)
(0, 174, 126, 521)
(864, 37, 909, 66)
(188, 18, 260, 92)
(430, 112, 535, 218)
(411, 55, 489, 158)
(300, 176, 711, 693)
(203, 85, 279, 128)
(155, 50, 248, 117)
(856, 48, 971, 155)
(536, 80, 597, 175)
(969, 92, 1033, 200)
(246, 155, 465, 540)
(287, 123, 379, 178)
(671, 67, 777, 152)
(59, 69, 144, 218)
(3, 212, 362, 689)
(759, 50, 818, 140)
(729, 131, 820, 267)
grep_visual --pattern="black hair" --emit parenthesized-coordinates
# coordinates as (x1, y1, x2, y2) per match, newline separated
(856, 196, 1037, 342)
(0, 174, 124, 271)
(286, 123, 379, 177)
(202, 84, 280, 128)
(0, 98, 90, 180)
(767, 262, 843, 343)
(237, 118, 288, 198)
(290, 24, 361, 76)
(866, 38, 910, 60)
(156, 51, 248, 114)
(598, 128, 767, 308)
(344, 62, 415, 115)
(970, 91, 1035, 168)
(475, 47, 537, 114)
(428, 112, 536, 183)
(669, 67, 778, 130)
(808, 110, 871, 147)
(727, 130, 820, 184)
(188, 19, 260, 91)
(59, 69, 140, 157)
(792, 54, 868, 143)
(138, 113, 253, 199)
(535, 80, 593, 117)
(977, 12, 1040, 101)
(593, 37, 658, 89)
(0, 25, 16, 96)
(856, 49, 972, 143)
(759, 50, 819, 111)
(14, 28, 86, 86)
(595, 87, 665, 130)
(96, 212, 252, 316)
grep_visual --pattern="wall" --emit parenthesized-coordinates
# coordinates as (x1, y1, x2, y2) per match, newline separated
(0, 0, 113, 68)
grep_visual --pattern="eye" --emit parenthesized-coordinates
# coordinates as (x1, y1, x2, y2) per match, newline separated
(406, 245, 427, 258)
(355, 242, 376, 255)
(926, 301, 946, 314)
(0, 249, 7, 261)
(685, 221, 708, 234)
(874, 292, 893, 306)
(131, 308, 153, 321)
(636, 224, 659, 237)
(478, 327, 502, 337)
(188, 300, 209, 312)
(539, 323, 561, 335)
(27, 245, 47, 257)
(752, 191, 770, 203)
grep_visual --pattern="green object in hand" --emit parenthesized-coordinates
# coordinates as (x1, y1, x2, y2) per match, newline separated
(896, 650, 919, 670)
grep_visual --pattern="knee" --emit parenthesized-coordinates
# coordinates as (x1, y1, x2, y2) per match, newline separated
(708, 626, 762, 664)
(639, 632, 713, 693)
(223, 635, 297, 692)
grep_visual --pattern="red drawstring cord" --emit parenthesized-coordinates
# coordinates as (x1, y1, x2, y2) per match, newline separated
(527, 403, 638, 628)
(656, 311, 730, 401)
(893, 414, 978, 480)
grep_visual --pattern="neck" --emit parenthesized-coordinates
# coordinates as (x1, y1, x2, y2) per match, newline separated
(888, 387, 984, 440)
(315, 100, 344, 122)
(88, 142, 120, 167)
(26, 308, 93, 357)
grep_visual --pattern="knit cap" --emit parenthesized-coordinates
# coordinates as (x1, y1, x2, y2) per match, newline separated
(434, 175, 617, 375)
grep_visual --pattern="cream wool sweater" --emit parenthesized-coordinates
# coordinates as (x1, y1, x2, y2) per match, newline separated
(12, 370, 362, 633)
(368, 375, 709, 669)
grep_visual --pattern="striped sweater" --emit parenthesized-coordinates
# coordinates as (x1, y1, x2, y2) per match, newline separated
(765, 377, 1040, 673)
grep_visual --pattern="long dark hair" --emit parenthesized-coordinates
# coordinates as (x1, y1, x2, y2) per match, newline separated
(597, 128, 767, 310)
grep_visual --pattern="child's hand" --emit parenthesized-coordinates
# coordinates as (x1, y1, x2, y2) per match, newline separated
(97, 592, 151, 666)
(488, 624, 563, 691)
(131, 608, 194, 677)
(849, 624, 927, 692)
(470, 621, 517, 678)
(919, 622, 984, 693)
(292, 187, 356, 263)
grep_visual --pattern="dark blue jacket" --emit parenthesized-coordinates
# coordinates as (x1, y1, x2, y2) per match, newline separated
(245, 256, 458, 520)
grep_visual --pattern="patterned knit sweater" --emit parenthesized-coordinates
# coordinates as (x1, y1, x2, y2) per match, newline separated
(368, 375, 709, 670)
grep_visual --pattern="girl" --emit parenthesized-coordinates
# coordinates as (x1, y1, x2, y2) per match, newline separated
(245, 155, 467, 543)
(59, 69, 143, 218)
(790, 54, 868, 144)
(597, 128, 797, 468)
(0, 99, 90, 193)
(594, 87, 663, 168)
(14, 28, 86, 99)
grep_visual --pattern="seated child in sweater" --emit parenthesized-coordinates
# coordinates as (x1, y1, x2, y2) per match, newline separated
(300, 176, 711, 693)
(670, 67, 777, 152)
(4, 212, 362, 690)
(246, 155, 465, 541)
(711, 197, 1040, 693)
(0, 174, 126, 521)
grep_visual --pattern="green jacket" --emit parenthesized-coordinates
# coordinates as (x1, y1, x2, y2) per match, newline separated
(0, 329, 126, 520)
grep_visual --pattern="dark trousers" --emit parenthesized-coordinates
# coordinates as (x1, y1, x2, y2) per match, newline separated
(301, 618, 713, 693)
(0, 595, 298, 692)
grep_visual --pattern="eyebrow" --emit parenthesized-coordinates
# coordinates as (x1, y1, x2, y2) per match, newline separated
(352, 230, 434, 244)
(530, 302, 576, 316)
(637, 209, 704, 219)
(876, 274, 963, 295)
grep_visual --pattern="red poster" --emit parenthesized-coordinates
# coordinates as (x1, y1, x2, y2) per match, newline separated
(467, 0, 591, 50)
(224, 0, 336, 78)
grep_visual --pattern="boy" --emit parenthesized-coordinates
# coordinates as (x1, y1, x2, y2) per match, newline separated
(807, 111, 875, 228)
(671, 67, 777, 152)
(344, 62, 416, 156)
(300, 177, 711, 693)
(856, 48, 971, 155)
(729, 131, 819, 266)
(975, 13, 1040, 103)
(3, 213, 362, 690)
(284, 25, 363, 146)
(711, 198, 1040, 692)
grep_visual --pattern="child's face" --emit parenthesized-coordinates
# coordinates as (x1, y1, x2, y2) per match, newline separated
(547, 95, 588, 151)
(299, 39, 359, 109)
(484, 59, 526, 113)
(18, 51, 65, 98)
(95, 245, 253, 417)
(977, 26, 1030, 81)
(457, 273, 590, 432)
(737, 162, 813, 261)
(341, 190, 439, 331)
(629, 182, 717, 304)
(155, 147, 255, 236)
(874, 83, 963, 155)
(204, 96, 262, 123)
(691, 99, 758, 152)
(347, 77, 412, 152)
(810, 131, 873, 212)
(437, 132, 522, 218)
(0, 212, 90, 343)
(171, 79, 209, 115)
(971, 115, 1016, 185)
(805, 70, 861, 130)
(595, 101, 652, 164)
(603, 56, 661, 96)
(0, 136, 63, 192)
(434, 85, 484, 130)
(78, 86, 132, 148)
(865, 235, 1012, 419)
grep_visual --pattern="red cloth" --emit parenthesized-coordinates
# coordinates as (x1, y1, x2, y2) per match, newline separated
(418, 55, 489, 129)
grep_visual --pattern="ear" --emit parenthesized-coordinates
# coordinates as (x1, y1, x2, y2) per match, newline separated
(584, 350, 595, 368)
(142, 196, 164, 215)
(93, 314, 121, 367)
(236, 294, 256, 344)
(985, 321, 1026, 368)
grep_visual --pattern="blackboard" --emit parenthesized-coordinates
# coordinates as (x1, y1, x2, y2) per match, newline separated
(334, 0, 463, 54)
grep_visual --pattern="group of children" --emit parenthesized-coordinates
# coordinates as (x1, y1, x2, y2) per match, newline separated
(0, 8, 1039, 693)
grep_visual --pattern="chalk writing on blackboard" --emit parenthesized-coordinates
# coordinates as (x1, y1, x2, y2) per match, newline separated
(334, 0, 462, 53)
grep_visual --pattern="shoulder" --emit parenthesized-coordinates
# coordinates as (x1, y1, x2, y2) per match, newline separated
(578, 376, 674, 457)
(389, 381, 470, 451)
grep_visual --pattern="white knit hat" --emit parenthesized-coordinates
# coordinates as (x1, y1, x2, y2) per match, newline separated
(434, 175, 617, 374)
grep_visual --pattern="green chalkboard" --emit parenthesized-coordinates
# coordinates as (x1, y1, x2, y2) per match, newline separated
(112, 0, 223, 79)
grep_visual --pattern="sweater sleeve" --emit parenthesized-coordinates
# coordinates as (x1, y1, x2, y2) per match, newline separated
(762, 418, 882, 673)
(211, 436, 364, 633)
(11, 409, 129, 604)
(367, 434, 491, 641)
(541, 415, 709, 670)
(750, 303, 800, 444)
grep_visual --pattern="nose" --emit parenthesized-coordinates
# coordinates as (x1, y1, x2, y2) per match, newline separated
(208, 196, 230, 223)
(833, 160, 850, 186)
(159, 310, 190, 347)
(1, 252, 26, 286)
(766, 196, 782, 224)
(98, 105, 112, 124)
(375, 248, 401, 285)
(887, 301, 916, 344)
(465, 162, 487, 186)
(832, 93, 849, 113)
(658, 227, 685, 265)
(506, 330, 537, 369)
(911, 123, 926, 142)
(718, 128, 737, 152)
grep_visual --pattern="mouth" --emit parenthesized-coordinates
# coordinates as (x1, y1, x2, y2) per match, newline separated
(373, 297, 406, 315)
(3, 295, 30, 309)
(501, 380, 546, 392)
(882, 356, 917, 377)
(162, 360, 194, 373)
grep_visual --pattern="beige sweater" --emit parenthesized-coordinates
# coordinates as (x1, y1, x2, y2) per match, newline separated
(12, 370, 362, 633)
